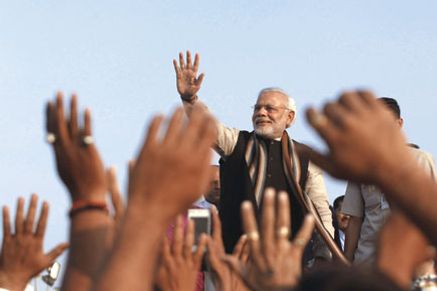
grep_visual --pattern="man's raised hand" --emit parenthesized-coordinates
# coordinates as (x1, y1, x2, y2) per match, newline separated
(173, 51, 205, 101)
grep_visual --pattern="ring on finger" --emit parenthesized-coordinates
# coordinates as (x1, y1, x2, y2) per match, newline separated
(247, 231, 260, 241)
(82, 135, 94, 146)
(46, 133, 56, 144)
(277, 226, 290, 238)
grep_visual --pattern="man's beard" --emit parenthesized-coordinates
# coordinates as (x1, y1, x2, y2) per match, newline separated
(253, 124, 276, 139)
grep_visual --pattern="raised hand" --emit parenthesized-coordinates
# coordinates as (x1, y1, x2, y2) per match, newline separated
(206, 207, 249, 291)
(156, 216, 206, 291)
(298, 90, 411, 185)
(46, 93, 106, 202)
(227, 189, 315, 290)
(0, 195, 68, 291)
(106, 166, 125, 227)
(127, 105, 216, 221)
(173, 51, 205, 101)
(93, 105, 217, 291)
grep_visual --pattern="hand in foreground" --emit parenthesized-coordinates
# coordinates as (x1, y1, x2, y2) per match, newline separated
(173, 51, 205, 101)
(156, 216, 206, 291)
(227, 189, 315, 290)
(377, 211, 435, 289)
(0, 195, 68, 291)
(106, 166, 125, 228)
(206, 207, 249, 291)
(46, 93, 106, 201)
(127, 105, 216, 222)
(299, 90, 411, 184)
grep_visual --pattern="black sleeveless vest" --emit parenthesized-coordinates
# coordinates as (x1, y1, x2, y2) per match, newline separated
(218, 131, 309, 253)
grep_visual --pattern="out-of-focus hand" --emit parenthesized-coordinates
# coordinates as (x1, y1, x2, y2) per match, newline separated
(206, 207, 249, 291)
(106, 166, 125, 228)
(46, 93, 106, 202)
(173, 51, 205, 101)
(0, 195, 68, 291)
(156, 216, 206, 291)
(377, 211, 435, 289)
(127, 105, 216, 222)
(299, 90, 412, 185)
(226, 189, 315, 290)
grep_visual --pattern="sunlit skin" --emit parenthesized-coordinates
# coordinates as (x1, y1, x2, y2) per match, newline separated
(251, 92, 295, 139)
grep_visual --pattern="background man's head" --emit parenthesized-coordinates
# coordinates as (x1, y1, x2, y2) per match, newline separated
(252, 87, 296, 139)
(379, 97, 403, 128)
(333, 195, 350, 231)
(205, 165, 220, 206)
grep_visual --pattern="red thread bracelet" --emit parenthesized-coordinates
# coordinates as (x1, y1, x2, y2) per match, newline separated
(69, 199, 108, 218)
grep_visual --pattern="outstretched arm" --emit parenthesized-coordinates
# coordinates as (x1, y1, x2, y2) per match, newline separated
(298, 90, 437, 246)
(93, 106, 217, 291)
(46, 93, 114, 291)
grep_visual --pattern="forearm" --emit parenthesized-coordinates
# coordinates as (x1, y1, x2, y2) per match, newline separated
(344, 217, 362, 261)
(378, 160, 437, 245)
(93, 206, 168, 291)
(61, 211, 114, 291)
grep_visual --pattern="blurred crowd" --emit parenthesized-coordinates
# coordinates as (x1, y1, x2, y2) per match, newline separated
(0, 51, 436, 291)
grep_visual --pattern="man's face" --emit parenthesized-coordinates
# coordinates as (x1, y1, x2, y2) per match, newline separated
(205, 166, 220, 206)
(252, 92, 295, 139)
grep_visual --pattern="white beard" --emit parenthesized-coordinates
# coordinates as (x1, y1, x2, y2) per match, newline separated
(254, 125, 276, 139)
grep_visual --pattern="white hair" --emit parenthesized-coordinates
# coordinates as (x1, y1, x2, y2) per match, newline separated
(257, 87, 296, 112)
(257, 87, 297, 127)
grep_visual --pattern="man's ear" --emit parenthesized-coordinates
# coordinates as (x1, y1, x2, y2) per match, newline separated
(398, 118, 404, 128)
(286, 111, 296, 128)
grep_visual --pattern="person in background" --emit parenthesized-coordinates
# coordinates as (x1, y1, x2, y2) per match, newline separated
(332, 195, 350, 251)
(342, 97, 436, 265)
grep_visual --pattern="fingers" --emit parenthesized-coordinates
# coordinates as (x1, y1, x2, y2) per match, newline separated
(277, 192, 291, 240)
(24, 194, 38, 234)
(173, 59, 181, 77)
(295, 143, 334, 175)
(193, 234, 207, 267)
(179, 52, 186, 69)
(292, 215, 315, 250)
(196, 73, 205, 87)
(2, 206, 11, 239)
(232, 234, 248, 258)
(46, 242, 69, 262)
(261, 189, 275, 266)
(107, 166, 125, 222)
(162, 236, 172, 265)
(211, 205, 223, 246)
(83, 108, 92, 136)
(186, 51, 192, 69)
(306, 108, 340, 146)
(46, 102, 56, 136)
(172, 215, 184, 257)
(241, 201, 265, 270)
(183, 219, 195, 259)
(15, 197, 25, 235)
(163, 107, 185, 145)
(142, 115, 164, 150)
(69, 94, 79, 140)
(193, 53, 200, 72)
(55, 92, 69, 144)
(36, 202, 49, 238)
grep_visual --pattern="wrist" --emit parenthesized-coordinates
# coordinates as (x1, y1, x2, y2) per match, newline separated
(0, 272, 27, 291)
(180, 94, 198, 104)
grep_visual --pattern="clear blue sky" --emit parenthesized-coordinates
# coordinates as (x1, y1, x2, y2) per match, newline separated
(1, 0, 437, 287)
